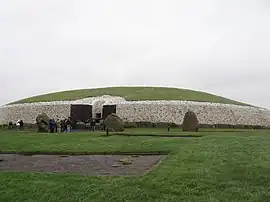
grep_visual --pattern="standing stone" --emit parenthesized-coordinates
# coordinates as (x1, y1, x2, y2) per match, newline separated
(104, 113, 124, 132)
(182, 110, 199, 132)
(36, 113, 50, 133)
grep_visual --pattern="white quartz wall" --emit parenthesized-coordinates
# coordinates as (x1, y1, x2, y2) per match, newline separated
(116, 101, 270, 126)
(231, 106, 266, 126)
(116, 101, 237, 125)
(0, 103, 71, 124)
(257, 109, 270, 126)
(92, 100, 106, 118)
(116, 102, 187, 124)
(0, 95, 270, 127)
(185, 102, 235, 125)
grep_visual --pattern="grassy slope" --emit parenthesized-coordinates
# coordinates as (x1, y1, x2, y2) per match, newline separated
(1, 129, 270, 201)
(10, 86, 249, 106)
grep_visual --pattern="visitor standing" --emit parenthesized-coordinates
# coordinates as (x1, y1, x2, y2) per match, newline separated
(60, 119, 65, 132)
(49, 119, 55, 133)
(19, 119, 24, 130)
(66, 117, 72, 132)
(91, 119, 96, 131)
(89, 118, 93, 131)
(8, 121, 13, 129)
(55, 119, 60, 132)
(16, 120, 20, 130)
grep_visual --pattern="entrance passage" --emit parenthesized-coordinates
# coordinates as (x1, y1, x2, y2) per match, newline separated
(102, 105, 116, 119)
(70, 104, 92, 123)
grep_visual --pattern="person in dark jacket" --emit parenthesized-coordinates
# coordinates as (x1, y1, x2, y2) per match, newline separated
(89, 118, 93, 131)
(54, 119, 59, 133)
(8, 121, 13, 129)
(65, 117, 72, 132)
(49, 119, 54, 133)
(60, 119, 65, 132)
(91, 119, 96, 131)
(18, 120, 24, 130)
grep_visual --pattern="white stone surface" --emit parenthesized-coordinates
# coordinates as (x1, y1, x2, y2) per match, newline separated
(0, 95, 270, 127)
(116, 101, 270, 126)
(0, 103, 71, 124)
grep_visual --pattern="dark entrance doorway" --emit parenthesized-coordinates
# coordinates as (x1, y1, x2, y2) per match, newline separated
(70, 104, 92, 124)
(102, 105, 116, 119)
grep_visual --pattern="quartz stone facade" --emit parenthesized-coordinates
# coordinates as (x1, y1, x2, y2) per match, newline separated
(0, 95, 270, 127)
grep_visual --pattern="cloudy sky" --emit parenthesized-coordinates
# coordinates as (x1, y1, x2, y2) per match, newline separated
(1, 0, 270, 108)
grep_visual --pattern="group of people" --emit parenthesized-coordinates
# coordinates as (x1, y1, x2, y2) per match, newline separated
(85, 118, 105, 131)
(49, 117, 72, 133)
(49, 117, 103, 132)
(8, 119, 24, 130)
(87, 119, 97, 131)
(8, 116, 105, 133)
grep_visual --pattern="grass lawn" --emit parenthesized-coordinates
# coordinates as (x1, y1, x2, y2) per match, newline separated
(1, 128, 270, 201)
(10, 86, 248, 105)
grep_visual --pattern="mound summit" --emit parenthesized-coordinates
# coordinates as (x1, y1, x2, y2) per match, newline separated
(2, 86, 269, 128)
(10, 86, 248, 106)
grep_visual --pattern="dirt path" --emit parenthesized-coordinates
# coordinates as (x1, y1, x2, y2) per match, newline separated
(0, 154, 166, 176)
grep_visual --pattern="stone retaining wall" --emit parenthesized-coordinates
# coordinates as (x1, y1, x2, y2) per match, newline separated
(0, 103, 70, 124)
(0, 95, 270, 127)
(116, 101, 270, 126)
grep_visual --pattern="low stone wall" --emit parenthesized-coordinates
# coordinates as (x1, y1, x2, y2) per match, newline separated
(0, 95, 270, 127)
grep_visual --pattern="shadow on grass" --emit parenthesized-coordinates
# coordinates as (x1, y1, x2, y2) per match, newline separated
(0, 151, 169, 156)
(107, 132, 203, 138)
(199, 129, 267, 132)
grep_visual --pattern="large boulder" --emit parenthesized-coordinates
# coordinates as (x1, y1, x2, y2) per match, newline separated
(36, 113, 50, 132)
(104, 113, 124, 132)
(182, 110, 199, 132)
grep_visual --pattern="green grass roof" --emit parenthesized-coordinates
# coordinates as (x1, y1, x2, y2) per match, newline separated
(9, 86, 249, 106)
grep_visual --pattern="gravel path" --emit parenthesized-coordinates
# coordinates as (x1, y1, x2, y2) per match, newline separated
(0, 154, 166, 176)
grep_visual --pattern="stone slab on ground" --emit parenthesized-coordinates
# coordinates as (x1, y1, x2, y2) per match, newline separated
(0, 154, 166, 176)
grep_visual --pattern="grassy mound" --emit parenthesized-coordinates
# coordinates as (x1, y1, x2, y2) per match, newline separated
(10, 86, 249, 106)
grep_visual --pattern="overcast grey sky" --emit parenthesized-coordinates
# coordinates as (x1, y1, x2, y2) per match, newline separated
(1, 0, 270, 108)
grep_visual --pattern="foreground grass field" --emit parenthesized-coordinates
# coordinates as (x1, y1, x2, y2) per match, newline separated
(10, 86, 248, 105)
(1, 129, 270, 201)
